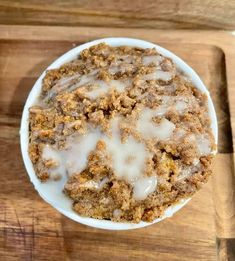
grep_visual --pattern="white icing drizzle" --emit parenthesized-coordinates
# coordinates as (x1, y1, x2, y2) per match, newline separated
(104, 118, 149, 183)
(141, 95, 199, 116)
(42, 130, 101, 178)
(115, 55, 135, 65)
(133, 176, 157, 200)
(85, 79, 130, 99)
(45, 68, 131, 101)
(196, 135, 211, 156)
(80, 177, 109, 190)
(185, 134, 212, 156)
(110, 79, 131, 92)
(66, 70, 99, 93)
(42, 117, 157, 201)
(44, 71, 98, 101)
(109, 64, 134, 75)
(177, 162, 201, 181)
(142, 55, 164, 66)
(71, 74, 94, 90)
(157, 95, 195, 114)
(108, 55, 135, 74)
(108, 66, 120, 75)
(173, 128, 186, 140)
(35, 47, 215, 210)
(142, 71, 173, 82)
(42, 145, 66, 179)
(137, 108, 175, 140)
(46, 74, 81, 100)
(85, 80, 109, 99)
(103, 117, 157, 200)
(113, 209, 122, 218)
(175, 99, 187, 113)
(152, 118, 176, 140)
(65, 131, 102, 174)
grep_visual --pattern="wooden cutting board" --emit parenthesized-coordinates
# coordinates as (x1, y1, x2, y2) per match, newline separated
(0, 25, 235, 261)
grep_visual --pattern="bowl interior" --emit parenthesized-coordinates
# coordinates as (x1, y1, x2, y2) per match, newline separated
(20, 37, 218, 230)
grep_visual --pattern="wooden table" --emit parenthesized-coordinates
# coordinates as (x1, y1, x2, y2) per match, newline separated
(1, 0, 235, 257)
(0, 0, 235, 30)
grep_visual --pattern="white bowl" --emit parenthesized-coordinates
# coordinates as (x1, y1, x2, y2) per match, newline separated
(20, 37, 218, 230)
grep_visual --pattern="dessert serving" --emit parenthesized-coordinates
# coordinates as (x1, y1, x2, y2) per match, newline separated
(27, 42, 216, 223)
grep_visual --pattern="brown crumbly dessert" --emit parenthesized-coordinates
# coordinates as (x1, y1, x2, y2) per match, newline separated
(28, 43, 216, 223)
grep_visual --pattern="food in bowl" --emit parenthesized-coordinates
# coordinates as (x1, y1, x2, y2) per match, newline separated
(28, 43, 216, 223)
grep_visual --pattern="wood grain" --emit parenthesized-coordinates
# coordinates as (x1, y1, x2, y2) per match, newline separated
(0, 0, 235, 30)
(0, 26, 235, 260)
(217, 238, 235, 261)
(212, 154, 235, 238)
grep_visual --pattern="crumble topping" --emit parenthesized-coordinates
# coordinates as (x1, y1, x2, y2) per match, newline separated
(28, 43, 216, 222)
